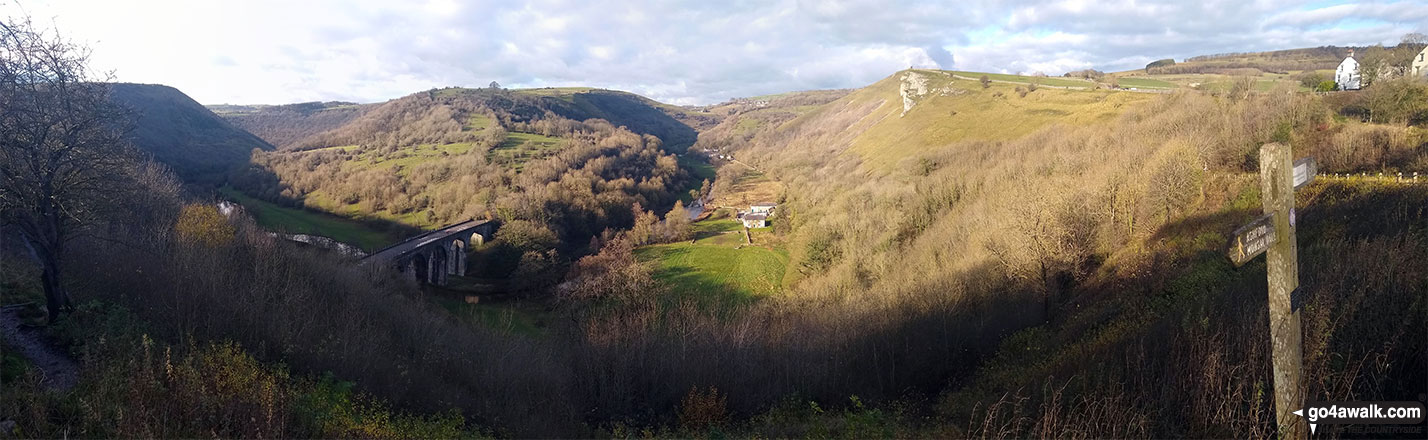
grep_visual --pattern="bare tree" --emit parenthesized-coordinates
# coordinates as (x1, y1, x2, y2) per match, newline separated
(0, 16, 139, 322)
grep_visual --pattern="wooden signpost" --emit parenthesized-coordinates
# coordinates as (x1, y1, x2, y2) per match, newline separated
(1230, 143, 1312, 439)
(1228, 214, 1275, 266)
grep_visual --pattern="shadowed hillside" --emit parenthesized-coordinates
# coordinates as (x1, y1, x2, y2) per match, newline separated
(518, 87, 704, 151)
(108, 83, 274, 183)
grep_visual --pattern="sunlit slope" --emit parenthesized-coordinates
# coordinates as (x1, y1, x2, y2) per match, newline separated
(828, 70, 1153, 171)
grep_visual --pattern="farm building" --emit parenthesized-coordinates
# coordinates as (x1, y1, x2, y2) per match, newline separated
(751, 202, 776, 214)
(1414, 46, 1428, 77)
(742, 213, 767, 228)
(1336, 51, 1361, 90)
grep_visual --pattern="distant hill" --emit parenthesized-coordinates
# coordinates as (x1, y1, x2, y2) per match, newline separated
(691, 89, 851, 152)
(512, 87, 703, 151)
(225, 86, 705, 232)
(214, 87, 703, 152)
(108, 83, 273, 182)
(211, 101, 373, 150)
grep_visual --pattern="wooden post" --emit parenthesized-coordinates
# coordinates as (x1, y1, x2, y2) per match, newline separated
(1260, 143, 1306, 440)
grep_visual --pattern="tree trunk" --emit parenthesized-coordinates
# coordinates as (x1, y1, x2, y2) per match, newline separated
(40, 252, 72, 324)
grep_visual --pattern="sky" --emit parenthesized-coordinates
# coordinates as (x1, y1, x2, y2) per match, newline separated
(4, 0, 1427, 106)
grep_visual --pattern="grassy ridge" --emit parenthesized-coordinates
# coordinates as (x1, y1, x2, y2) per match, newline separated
(948, 71, 1094, 88)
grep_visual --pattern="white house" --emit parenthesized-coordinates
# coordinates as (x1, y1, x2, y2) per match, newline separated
(1413, 46, 1428, 78)
(741, 213, 767, 228)
(750, 202, 776, 214)
(1336, 51, 1361, 90)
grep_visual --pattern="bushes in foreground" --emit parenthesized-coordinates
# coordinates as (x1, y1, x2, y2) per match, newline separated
(0, 302, 478, 438)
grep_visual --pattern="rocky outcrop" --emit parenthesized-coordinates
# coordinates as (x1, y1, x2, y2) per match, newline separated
(898, 70, 966, 116)
(900, 71, 929, 115)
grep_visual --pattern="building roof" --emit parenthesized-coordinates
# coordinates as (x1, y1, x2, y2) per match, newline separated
(744, 213, 767, 221)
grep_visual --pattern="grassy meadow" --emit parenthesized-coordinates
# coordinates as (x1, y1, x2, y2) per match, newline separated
(490, 131, 564, 167)
(711, 166, 782, 209)
(635, 216, 789, 310)
(219, 187, 403, 251)
(1111, 76, 1178, 89)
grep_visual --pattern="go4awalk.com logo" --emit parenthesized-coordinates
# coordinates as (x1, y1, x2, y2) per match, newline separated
(1293, 401, 1426, 436)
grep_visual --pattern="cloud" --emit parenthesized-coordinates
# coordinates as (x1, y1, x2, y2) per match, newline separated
(5, 0, 1427, 105)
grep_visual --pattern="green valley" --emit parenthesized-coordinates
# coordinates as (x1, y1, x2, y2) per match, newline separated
(4, 5, 1427, 438)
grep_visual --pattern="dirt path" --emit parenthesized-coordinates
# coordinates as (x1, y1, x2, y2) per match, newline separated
(0, 305, 78, 392)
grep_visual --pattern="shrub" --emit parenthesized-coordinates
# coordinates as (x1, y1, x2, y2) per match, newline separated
(174, 204, 236, 247)
(1363, 78, 1428, 124)
(980, 75, 991, 89)
(678, 386, 729, 430)
(1296, 71, 1325, 88)
(1316, 80, 1337, 92)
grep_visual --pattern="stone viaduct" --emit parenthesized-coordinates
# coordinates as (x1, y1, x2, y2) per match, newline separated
(361, 219, 495, 286)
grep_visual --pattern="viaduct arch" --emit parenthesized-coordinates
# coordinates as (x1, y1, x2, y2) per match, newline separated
(361, 219, 494, 286)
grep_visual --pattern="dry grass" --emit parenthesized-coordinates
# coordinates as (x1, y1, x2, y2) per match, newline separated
(709, 164, 783, 210)
(830, 70, 1155, 171)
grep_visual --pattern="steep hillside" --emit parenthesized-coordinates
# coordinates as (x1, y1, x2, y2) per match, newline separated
(229, 87, 696, 248)
(513, 87, 704, 151)
(107, 83, 273, 182)
(707, 69, 1154, 171)
(666, 68, 1426, 436)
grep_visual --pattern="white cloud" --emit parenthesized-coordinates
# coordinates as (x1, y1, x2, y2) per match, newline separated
(4, 0, 1426, 105)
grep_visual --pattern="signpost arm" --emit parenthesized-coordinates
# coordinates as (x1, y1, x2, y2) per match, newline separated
(1261, 143, 1306, 439)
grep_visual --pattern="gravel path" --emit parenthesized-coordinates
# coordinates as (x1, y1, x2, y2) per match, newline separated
(0, 305, 77, 392)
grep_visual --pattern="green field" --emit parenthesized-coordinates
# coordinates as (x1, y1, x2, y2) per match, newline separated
(489, 132, 564, 167)
(515, 87, 597, 100)
(465, 114, 493, 130)
(1113, 77, 1178, 89)
(220, 187, 401, 251)
(635, 218, 788, 310)
(352, 142, 477, 174)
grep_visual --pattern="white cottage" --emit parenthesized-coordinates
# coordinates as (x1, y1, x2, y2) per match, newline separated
(741, 213, 767, 228)
(1336, 51, 1361, 90)
(1413, 46, 1428, 78)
